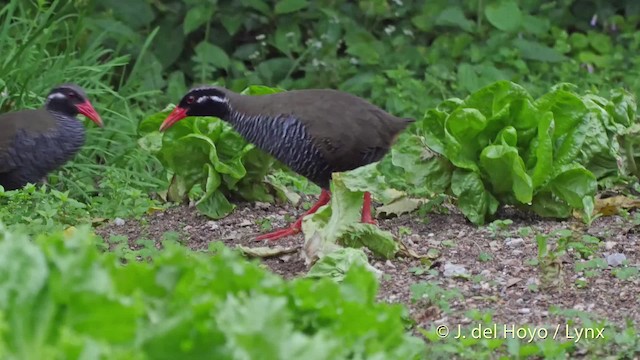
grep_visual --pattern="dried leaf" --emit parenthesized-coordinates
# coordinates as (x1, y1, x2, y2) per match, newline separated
(573, 194, 640, 219)
(63, 226, 77, 238)
(505, 277, 522, 288)
(377, 197, 423, 217)
(398, 240, 438, 260)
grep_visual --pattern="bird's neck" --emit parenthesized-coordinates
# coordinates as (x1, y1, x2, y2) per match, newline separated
(48, 111, 86, 151)
(46, 99, 78, 117)
(225, 108, 331, 188)
(226, 109, 277, 149)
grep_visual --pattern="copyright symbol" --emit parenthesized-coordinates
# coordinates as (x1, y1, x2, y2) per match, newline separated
(436, 325, 449, 338)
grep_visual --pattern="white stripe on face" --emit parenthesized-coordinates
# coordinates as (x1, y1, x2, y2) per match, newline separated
(47, 92, 66, 100)
(196, 95, 228, 103)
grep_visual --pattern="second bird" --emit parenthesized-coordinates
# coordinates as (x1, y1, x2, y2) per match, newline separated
(159, 86, 414, 242)
(0, 84, 103, 191)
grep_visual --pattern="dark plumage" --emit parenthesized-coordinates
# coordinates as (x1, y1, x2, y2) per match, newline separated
(0, 84, 103, 191)
(160, 86, 414, 241)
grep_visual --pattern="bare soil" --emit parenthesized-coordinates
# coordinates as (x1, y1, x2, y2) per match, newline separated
(95, 196, 640, 330)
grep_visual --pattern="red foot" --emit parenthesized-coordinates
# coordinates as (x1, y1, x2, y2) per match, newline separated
(360, 191, 378, 225)
(255, 189, 331, 242)
(255, 225, 301, 241)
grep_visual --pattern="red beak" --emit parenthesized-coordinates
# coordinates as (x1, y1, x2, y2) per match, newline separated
(76, 101, 103, 127)
(159, 106, 188, 132)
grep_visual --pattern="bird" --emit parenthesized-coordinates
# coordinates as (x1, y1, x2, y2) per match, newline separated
(0, 84, 103, 191)
(159, 86, 414, 242)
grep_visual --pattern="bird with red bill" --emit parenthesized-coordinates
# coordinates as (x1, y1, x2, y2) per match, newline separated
(0, 83, 103, 191)
(159, 85, 414, 242)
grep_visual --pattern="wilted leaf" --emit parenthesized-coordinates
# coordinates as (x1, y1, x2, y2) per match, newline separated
(377, 197, 423, 217)
(573, 195, 640, 219)
(306, 248, 381, 282)
(339, 223, 399, 259)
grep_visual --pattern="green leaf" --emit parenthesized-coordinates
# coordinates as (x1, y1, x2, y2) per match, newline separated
(275, 0, 309, 14)
(194, 41, 230, 70)
(451, 169, 499, 225)
(435, 6, 474, 32)
(444, 108, 487, 171)
(513, 38, 566, 62)
(302, 173, 400, 261)
(530, 111, 554, 188)
(522, 15, 550, 35)
(0, 230, 48, 308)
(339, 223, 399, 259)
(306, 248, 380, 282)
(457, 63, 480, 93)
(479, 144, 533, 204)
(588, 32, 613, 54)
(220, 14, 243, 35)
(485, 0, 522, 32)
(548, 164, 597, 210)
(183, 6, 212, 35)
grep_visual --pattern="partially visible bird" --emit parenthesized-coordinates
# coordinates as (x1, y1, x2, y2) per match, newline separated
(0, 84, 103, 191)
(159, 86, 414, 242)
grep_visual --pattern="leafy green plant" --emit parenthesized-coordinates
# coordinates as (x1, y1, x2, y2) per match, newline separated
(302, 168, 402, 263)
(0, 184, 91, 234)
(0, 223, 425, 359)
(410, 281, 463, 313)
(138, 85, 286, 219)
(384, 80, 637, 224)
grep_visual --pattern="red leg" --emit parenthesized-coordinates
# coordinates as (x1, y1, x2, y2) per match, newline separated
(255, 189, 332, 241)
(361, 191, 377, 225)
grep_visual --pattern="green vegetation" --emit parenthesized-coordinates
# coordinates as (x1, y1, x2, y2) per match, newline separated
(0, 225, 424, 359)
(1, 0, 640, 358)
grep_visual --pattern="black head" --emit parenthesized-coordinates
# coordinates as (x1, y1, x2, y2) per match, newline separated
(159, 87, 230, 132)
(45, 83, 103, 127)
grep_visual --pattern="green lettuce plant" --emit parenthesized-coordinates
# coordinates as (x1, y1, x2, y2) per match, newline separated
(0, 223, 426, 359)
(383, 80, 637, 224)
(137, 85, 285, 218)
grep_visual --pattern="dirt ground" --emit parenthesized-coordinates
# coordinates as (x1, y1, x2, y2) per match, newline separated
(95, 195, 640, 331)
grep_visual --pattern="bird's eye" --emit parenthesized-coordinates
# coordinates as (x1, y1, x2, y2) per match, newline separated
(68, 92, 76, 98)
(186, 95, 195, 104)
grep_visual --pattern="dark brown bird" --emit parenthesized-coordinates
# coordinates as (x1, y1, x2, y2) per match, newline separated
(0, 84, 103, 191)
(159, 86, 414, 241)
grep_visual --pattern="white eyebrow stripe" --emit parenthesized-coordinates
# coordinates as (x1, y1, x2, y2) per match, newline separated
(47, 93, 66, 99)
(210, 95, 227, 102)
(196, 95, 228, 103)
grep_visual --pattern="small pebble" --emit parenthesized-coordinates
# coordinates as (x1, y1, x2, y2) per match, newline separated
(114, 218, 125, 226)
(606, 253, 626, 267)
(206, 221, 219, 230)
(443, 262, 468, 277)
(255, 202, 271, 210)
(605, 241, 617, 250)
(505, 237, 524, 247)
(239, 219, 252, 227)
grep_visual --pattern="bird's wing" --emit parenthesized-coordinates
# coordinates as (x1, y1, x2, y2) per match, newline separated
(0, 109, 56, 173)
(248, 90, 412, 171)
